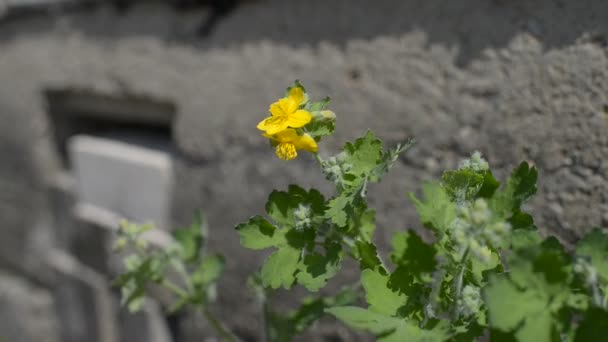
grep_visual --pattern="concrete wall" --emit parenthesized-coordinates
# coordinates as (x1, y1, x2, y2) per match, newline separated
(1, 0, 608, 340)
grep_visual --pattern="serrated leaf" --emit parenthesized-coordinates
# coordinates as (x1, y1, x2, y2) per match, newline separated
(409, 182, 457, 235)
(326, 306, 400, 335)
(236, 216, 284, 250)
(296, 244, 342, 292)
(469, 251, 500, 284)
(261, 247, 301, 289)
(266, 185, 325, 228)
(342, 131, 383, 177)
(326, 307, 449, 342)
(490, 162, 538, 220)
(370, 139, 415, 182)
(576, 228, 608, 282)
(305, 118, 335, 140)
(191, 254, 224, 287)
(509, 210, 536, 231)
(508, 238, 571, 296)
(574, 308, 608, 341)
(361, 269, 407, 316)
(510, 229, 542, 250)
(483, 274, 547, 332)
(173, 211, 205, 263)
(390, 230, 437, 277)
(355, 240, 384, 271)
(358, 208, 377, 242)
(514, 310, 556, 342)
(441, 168, 485, 203)
(306, 96, 330, 111)
(325, 192, 353, 227)
(477, 170, 501, 198)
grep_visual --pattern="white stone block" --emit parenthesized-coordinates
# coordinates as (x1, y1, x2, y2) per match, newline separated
(68, 134, 173, 229)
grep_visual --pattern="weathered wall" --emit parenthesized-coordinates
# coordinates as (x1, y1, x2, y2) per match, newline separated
(1, 0, 608, 340)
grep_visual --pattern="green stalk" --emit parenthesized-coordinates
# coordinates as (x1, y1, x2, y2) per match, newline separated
(202, 306, 239, 342)
(452, 248, 470, 320)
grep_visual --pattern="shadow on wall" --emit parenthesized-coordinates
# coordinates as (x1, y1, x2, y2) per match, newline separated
(1, 0, 608, 66)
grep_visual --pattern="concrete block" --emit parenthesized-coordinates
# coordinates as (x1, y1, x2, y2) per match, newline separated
(0, 271, 61, 342)
(68, 134, 174, 229)
(119, 301, 173, 342)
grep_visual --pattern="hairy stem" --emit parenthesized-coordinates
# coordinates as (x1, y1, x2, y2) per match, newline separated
(161, 279, 188, 298)
(452, 248, 470, 320)
(202, 306, 239, 342)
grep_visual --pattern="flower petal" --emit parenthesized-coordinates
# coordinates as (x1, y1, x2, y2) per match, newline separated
(294, 133, 318, 153)
(286, 109, 312, 128)
(288, 87, 305, 106)
(257, 116, 288, 134)
(269, 100, 287, 117)
(268, 128, 299, 142)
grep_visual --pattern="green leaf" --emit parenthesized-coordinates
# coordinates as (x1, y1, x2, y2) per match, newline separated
(355, 240, 384, 271)
(390, 231, 437, 277)
(509, 210, 536, 231)
(326, 306, 400, 335)
(483, 274, 548, 332)
(510, 229, 542, 251)
(409, 182, 457, 235)
(306, 96, 331, 111)
(576, 228, 608, 281)
(266, 185, 325, 228)
(326, 307, 449, 342)
(361, 269, 407, 316)
(290, 286, 358, 333)
(509, 238, 571, 296)
(325, 192, 353, 227)
(342, 130, 383, 178)
(484, 239, 571, 339)
(357, 208, 377, 242)
(370, 139, 415, 183)
(469, 251, 500, 284)
(441, 168, 485, 203)
(296, 244, 342, 292)
(514, 310, 556, 342)
(236, 216, 284, 250)
(574, 308, 608, 342)
(173, 211, 205, 263)
(191, 254, 225, 287)
(490, 162, 538, 219)
(477, 170, 501, 198)
(305, 117, 335, 140)
(261, 247, 301, 289)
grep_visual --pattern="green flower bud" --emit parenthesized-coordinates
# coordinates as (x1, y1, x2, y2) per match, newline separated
(460, 285, 482, 317)
(294, 204, 312, 230)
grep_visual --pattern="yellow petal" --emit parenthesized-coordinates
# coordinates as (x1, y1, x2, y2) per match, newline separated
(257, 116, 288, 134)
(288, 87, 305, 106)
(294, 133, 318, 153)
(286, 109, 312, 128)
(269, 128, 299, 143)
(269, 99, 288, 117)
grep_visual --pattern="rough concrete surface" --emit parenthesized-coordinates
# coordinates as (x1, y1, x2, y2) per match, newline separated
(1, 0, 608, 340)
(0, 271, 61, 342)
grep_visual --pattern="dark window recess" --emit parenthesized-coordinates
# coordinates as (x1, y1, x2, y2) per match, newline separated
(45, 89, 176, 167)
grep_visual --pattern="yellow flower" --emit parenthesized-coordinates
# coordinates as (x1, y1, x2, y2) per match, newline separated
(257, 87, 312, 135)
(264, 129, 318, 160)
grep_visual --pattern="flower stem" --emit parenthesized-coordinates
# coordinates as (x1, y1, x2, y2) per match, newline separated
(161, 279, 188, 298)
(202, 306, 239, 342)
(453, 248, 470, 320)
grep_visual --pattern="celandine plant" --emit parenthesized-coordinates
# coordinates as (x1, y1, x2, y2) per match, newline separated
(116, 82, 608, 342)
